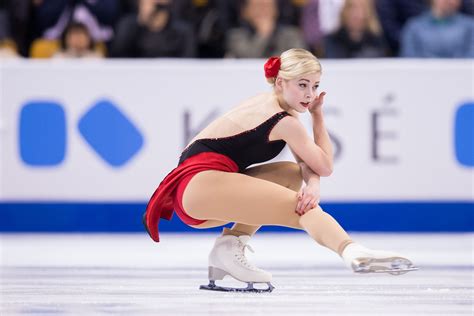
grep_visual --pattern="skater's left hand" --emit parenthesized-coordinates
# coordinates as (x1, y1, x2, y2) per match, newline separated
(308, 91, 326, 114)
(296, 182, 320, 215)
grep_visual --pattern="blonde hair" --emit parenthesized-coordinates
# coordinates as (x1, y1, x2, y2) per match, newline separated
(266, 48, 322, 85)
(340, 0, 382, 35)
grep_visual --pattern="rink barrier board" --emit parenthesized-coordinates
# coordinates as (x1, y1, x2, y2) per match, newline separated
(0, 201, 472, 232)
(1, 60, 473, 202)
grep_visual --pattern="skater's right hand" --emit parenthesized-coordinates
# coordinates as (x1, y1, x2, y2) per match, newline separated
(296, 182, 320, 215)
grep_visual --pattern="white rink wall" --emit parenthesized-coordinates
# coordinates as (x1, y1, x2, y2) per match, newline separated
(1, 59, 473, 202)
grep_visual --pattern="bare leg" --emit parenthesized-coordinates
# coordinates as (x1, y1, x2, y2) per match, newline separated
(224, 162, 303, 237)
(183, 167, 352, 255)
(191, 162, 303, 235)
(299, 209, 352, 255)
(186, 166, 417, 276)
(197, 162, 305, 288)
(185, 164, 417, 278)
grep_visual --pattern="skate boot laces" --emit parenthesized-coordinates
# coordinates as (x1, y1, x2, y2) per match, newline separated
(235, 237, 258, 270)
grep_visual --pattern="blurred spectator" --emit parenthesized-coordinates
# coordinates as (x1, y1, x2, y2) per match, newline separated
(32, 0, 120, 43)
(226, 0, 306, 58)
(0, 8, 19, 58)
(301, 0, 345, 55)
(110, 0, 196, 57)
(278, 0, 307, 26)
(401, 0, 474, 58)
(173, 0, 232, 58)
(323, 0, 387, 58)
(53, 22, 103, 58)
(319, 0, 346, 36)
(0, 9, 9, 41)
(301, 0, 323, 55)
(3, 0, 31, 57)
(375, 0, 427, 56)
(119, 0, 139, 14)
(460, 0, 474, 15)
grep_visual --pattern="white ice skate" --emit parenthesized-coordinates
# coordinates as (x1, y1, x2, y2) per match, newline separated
(200, 235, 274, 293)
(342, 243, 419, 275)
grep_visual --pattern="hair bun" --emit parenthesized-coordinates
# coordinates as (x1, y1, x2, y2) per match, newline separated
(264, 56, 281, 79)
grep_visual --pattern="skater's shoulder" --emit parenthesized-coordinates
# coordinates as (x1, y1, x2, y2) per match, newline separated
(270, 112, 302, 132)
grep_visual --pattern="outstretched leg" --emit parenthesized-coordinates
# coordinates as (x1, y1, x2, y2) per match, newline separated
(184, 168, 417, 276)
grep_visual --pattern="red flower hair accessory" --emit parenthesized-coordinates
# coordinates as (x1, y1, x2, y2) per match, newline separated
(264, 56, 281, 78)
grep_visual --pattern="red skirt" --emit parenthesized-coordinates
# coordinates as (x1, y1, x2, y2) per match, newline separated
(143, 152, 239, 242)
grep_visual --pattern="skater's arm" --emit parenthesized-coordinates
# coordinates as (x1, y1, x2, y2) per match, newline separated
(297, 162, 321, 215)
(299, 161, 321, 187)
(275, 115, 333, 176)
(291, 149, 320, 185)
(275, 91, 333, 176)
(291, 150, 321, 215)
(308, 92, 334, 172)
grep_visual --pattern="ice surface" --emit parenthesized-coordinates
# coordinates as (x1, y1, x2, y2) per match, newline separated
(1, 233, 473, 315)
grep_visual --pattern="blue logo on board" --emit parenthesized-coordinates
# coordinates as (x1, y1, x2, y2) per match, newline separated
(19, 101, 67, 166)
(78, 100, 144, 167)
(19, 99, 144, 167)
(454, 102, 474, 167)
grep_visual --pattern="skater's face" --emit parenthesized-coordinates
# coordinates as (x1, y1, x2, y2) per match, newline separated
(278, 72, 321, 113)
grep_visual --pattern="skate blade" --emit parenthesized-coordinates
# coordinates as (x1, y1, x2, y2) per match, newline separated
(352, 257, 419, 275)
(199, 280, 275, 293)
(365, 266, 419, 275)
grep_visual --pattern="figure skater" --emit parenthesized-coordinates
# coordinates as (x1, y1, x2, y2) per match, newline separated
(143, 48, 417, 292)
